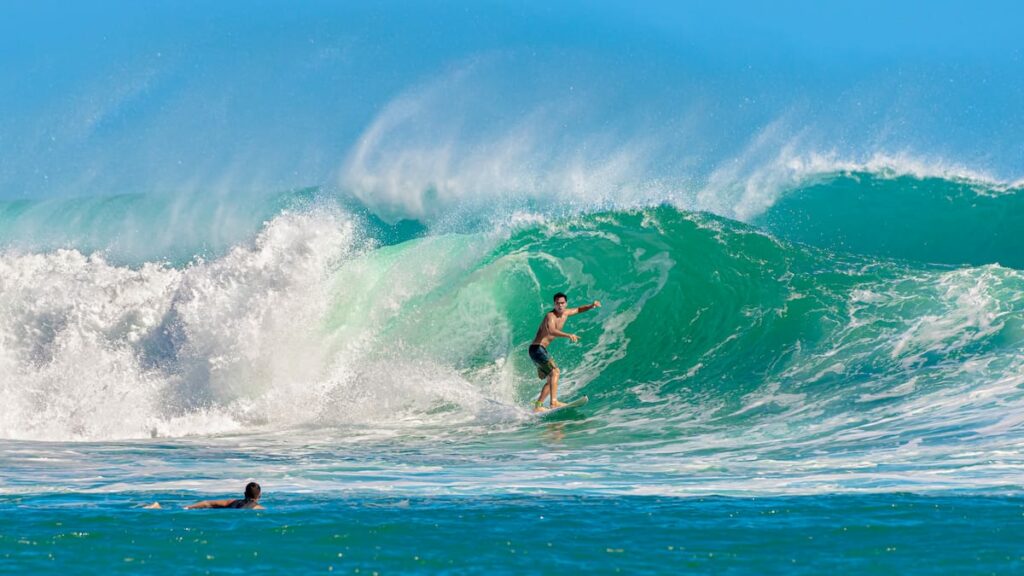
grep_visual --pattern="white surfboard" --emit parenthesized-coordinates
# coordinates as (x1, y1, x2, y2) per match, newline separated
(535, 395, 588, 417)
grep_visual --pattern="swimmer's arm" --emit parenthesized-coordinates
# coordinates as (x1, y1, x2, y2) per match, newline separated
(567, 300, 601, 316)
(185, 499, 236, 509)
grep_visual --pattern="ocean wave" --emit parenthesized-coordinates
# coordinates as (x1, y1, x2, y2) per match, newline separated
(3, 206, 1023, 450)
(753, 169, 1024, 268)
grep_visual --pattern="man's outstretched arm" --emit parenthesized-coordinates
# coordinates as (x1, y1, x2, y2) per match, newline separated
(569, 300, 601, 316)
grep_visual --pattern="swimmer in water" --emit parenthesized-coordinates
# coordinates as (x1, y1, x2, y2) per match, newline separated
(180, 482, 265, 509)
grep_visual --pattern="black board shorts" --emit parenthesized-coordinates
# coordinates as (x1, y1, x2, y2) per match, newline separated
(528, 344, 558, 379)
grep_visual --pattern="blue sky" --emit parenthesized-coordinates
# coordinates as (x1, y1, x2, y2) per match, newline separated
(1, 1, 1022, 201)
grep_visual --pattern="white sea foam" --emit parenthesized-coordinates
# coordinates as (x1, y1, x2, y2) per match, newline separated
(0, 208, 516, 441)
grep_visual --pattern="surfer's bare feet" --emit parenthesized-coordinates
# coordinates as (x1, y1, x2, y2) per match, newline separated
(551, 400, 567, 408)
(533, 405, 548, 413)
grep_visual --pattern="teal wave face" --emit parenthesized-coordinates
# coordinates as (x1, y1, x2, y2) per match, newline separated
(755, 172, 1024, 269)
(2, 182, 1024, 460)
(329, 206, 1024, 453)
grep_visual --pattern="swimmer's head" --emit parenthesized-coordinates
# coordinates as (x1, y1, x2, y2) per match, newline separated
(244, 482, 261, 501)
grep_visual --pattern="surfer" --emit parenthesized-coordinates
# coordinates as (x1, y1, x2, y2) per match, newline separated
(529, 292, 600, 412)
(183, 481, 265, 510)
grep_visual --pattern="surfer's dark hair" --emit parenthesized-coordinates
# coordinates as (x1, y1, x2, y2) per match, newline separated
(244, 482, 261, 500)
(553, 292, 567, 303)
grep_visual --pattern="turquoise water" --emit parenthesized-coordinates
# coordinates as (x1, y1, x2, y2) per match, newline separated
(3, 184, 1024, 571)
(4, 433, 1024, 573)
(6, 491, 1024, 574)
(4, 1, 1024, 573)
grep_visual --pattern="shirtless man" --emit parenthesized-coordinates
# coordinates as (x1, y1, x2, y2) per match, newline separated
(184, 482, 265, 509)
(529, 292, 600, 412)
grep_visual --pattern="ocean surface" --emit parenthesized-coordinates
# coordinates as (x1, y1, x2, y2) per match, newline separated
(3, 2, 1024, 573)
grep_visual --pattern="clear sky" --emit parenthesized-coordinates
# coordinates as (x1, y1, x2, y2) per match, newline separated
(1, 1, 1022, 200)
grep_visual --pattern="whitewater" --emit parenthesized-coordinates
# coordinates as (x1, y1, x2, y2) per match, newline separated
(4, 172, 1024, 490)
(6, 173, 1024, 571)
(3, 2, 1024, 573)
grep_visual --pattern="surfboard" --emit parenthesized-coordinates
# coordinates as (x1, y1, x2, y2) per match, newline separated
(535, 395, 588, 417)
